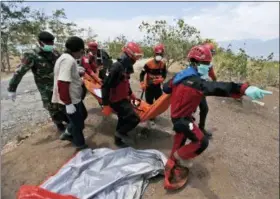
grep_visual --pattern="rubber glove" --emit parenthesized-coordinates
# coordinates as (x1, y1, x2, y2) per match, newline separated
(245, 86, 272, 100)
(66, 104, 76, 114)
(153, 77, 164, 85)
(140, 82, 146, 91)
(102, 105, 112, 116)
(8, 92, 16, 101)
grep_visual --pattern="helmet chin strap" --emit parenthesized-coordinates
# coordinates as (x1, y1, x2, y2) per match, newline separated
(36, 41, 45, 51)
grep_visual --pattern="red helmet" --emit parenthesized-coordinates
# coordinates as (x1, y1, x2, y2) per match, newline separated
(122, 42, 143, 61)
(87, 41, 98, 50)
(187, 45, 212, 62)
(203, 43, 215, 54)
(153, 44, 165, 54)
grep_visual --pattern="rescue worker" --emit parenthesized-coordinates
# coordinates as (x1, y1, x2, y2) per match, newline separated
(162, 45, 272, 190)
(139, 44, 167, 125)
(101, 42, 143, 148)
(80, 41, 102, 99)
(197, 42, 217, 137)
(7, 31, 69, 132)
(52, 36, 88, 150)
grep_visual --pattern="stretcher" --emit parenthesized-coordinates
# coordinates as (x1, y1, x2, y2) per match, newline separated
(82, 73, 171, 122)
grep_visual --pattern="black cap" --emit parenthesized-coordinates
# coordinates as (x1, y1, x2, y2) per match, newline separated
(65, 36, 85, 52)
(38, 31, 55, 42)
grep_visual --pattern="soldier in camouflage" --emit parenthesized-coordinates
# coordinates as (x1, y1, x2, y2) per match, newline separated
(7, 31, 69, 132)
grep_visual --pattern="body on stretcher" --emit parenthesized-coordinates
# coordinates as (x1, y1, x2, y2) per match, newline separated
(83, 73, 171, 122)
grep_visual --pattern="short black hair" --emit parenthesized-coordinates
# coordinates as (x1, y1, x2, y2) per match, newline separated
(38, 31, 55, 42)
(189, 58, 199, 65)
(65, 36, 85, 52)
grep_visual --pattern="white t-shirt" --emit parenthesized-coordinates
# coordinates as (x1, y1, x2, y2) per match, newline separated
(52, 53, 83, 105)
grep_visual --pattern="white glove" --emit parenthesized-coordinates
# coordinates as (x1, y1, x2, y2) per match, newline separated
(8, 92, 16, 101)
(66, 104, 76, 114)
(77, 66, 85, 75)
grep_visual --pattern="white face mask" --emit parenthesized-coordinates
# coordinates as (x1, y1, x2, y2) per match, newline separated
(155, 55, 162, 61)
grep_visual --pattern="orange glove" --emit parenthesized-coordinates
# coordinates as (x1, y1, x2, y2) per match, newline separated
(140, 82, 146, 90)
(102, 105, 112, 116)
(153, 77, 164, 85)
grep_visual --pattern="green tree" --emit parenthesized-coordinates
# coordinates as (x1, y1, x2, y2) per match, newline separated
(1, 1, 31, 71)
(103, 35, 128, 59)
(48, 9, 83, 52)
(138, 40, 153, 58)
(83, 27, 98, 44)
(139, 18, 201, 68)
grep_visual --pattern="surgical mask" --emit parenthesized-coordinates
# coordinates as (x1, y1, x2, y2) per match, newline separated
(197, 64, 211, 77)
(155, 55, 162, 61)
(42, 44, 54, 52)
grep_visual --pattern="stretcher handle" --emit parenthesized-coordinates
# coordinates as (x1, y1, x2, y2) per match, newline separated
(140, 91, 144, 100)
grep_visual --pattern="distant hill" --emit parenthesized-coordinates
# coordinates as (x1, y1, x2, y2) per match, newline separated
(218, 38, 279, 61)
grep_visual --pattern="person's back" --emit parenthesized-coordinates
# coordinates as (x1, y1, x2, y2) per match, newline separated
(168, 74, 204, 119)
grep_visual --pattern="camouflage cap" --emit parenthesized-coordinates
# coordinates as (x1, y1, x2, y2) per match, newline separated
(38, 31, 55, 42)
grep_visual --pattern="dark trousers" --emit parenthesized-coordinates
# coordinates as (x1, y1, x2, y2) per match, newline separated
(110, 99, 140, 135)
(81, 84, 87, 100)
(145, 84, 162, 105)
(66, 101, 88, 147)
(99, 68, 106, 80)
(198, 96, 209, 129)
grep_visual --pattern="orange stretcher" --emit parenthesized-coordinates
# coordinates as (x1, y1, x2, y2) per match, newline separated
(83, 73, 171, 122)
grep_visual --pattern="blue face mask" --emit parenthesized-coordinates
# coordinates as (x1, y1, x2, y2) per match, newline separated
(42, 44, 54, 52)
(198, 64, 211, 76)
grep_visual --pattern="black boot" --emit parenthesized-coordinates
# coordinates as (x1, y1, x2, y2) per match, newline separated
(59, 129, 73, 141)
(114, 136, 129, 148)
(200, 127, 213, 138)
(114, 132, 133, 148)
(56, 123, 66, 132)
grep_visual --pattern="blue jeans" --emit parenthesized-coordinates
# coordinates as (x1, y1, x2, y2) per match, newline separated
(66, 101, 88, 147)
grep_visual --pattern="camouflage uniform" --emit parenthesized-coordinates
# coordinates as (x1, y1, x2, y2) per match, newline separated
(8, 47, 69, 129)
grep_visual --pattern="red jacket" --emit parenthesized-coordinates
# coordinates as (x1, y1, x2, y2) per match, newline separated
(163, 73, 248, 119)
(81, 55, 98, 75)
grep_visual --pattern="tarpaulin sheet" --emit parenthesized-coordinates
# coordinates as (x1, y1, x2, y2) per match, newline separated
(40, 147, 167, 199)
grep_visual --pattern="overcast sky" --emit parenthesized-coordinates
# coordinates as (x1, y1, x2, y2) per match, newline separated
(24, 1, 279, 42)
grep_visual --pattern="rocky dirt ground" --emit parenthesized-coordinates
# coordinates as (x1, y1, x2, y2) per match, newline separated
(1, 60, 279, 199)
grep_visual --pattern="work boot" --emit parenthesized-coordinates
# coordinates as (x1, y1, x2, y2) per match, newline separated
(75, 144, 89, 151)
(114, 136, 129, 148)
(200, 128, 213, 138)
(56, 123, 66, 132)
(59, 129, 72, 142)
(114, 132, 133, 148)
(174, 151, 193, 169)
